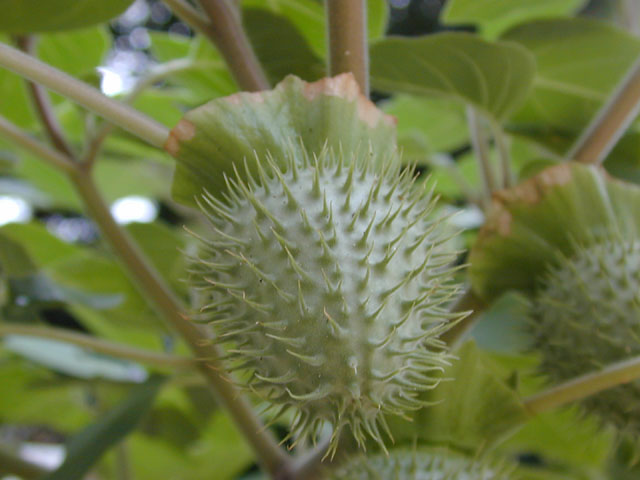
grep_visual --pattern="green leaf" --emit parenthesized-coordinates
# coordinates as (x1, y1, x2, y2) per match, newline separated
(442, 0, 587, 38)
(0, 357, 93, 429)
(243, 8, 325, 84)
(0, 232, 36, 277)
(128, 410, 253, 480)
(469, 163, 640, 302)
(37, 27, 109, 77)
(503, 18, 640, 133)
(167, 74, 397, 207)
(388, 341, 528, 450)
(370, 33, 536, 121)
(44, 375, 164, 480)
(4, 336, 146, 382)
(0, 0, 135, 33)
(381, 94, 469, 154)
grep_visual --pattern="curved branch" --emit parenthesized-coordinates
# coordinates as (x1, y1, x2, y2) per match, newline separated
(0, 42, 169, 148)
(524, 354, 640, 415)
(0, 114, 75, 173)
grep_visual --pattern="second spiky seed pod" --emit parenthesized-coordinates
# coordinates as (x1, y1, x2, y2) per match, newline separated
(191, 149, 463, 452)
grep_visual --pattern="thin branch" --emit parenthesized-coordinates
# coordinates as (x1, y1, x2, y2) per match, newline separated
(490, 120, 513, 188)
(524, 354, 640, 415)
(568, 55, 640, 165)
(439, 287, 486, 348)
(466, 106, 496, 206)
(325, 0, 369, 96)
(15, 35, 76, 158)
(0, 324, 196, 369)
(0, 114, 75, 173)
(0, 42, 169, 148)
(82, 58, 199, 168)
(67, 167, 289, 476)
(163, 0, 269, 91)
(0, 442, 48, 479)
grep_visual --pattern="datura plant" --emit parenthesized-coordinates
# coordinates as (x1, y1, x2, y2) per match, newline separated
(3, 1, 640, 480)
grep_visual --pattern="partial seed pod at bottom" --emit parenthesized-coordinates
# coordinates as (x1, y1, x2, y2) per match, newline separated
(189, 148, 465, 454)
(329, 448, 515, 480)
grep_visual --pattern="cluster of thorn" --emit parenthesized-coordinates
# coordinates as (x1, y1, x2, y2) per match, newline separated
(189, 148, 464, 454)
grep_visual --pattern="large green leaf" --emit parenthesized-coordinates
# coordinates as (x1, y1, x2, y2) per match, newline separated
(442, 0, 587, 38)
(0, 0, 135, 33)
(243, 8, 325, 84)
(37, 27, 109, 77)
(388, 341, 528, 450)
(503, 19, 640, 133)
(167, 74, 397, 206)
(44, 375, 164, 480)
(469, 163, 640, 302)
(370, 33, 536, 121)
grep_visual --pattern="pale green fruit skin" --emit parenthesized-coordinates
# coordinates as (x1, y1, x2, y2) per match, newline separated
(531, 239, 640, 433)
(329, 449, 514, 480)
(191, 150, 462, 449)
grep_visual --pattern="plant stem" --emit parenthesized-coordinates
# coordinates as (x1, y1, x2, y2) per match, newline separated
(490, 120, 513, 188)
(164, 0, 269, 91)
(0, 42, 169, 148)
(15, 35, 77, 159)
(0, 324, 195, 369)
(466, 106, 496, 206)
(568, 55, 640, 165)
(524, 354, 640, 415)
(0, 443, 48, 479)
(439, 288, 486, 348)
(325, 0, 369, 96)
(0, 114, 75, 172)
(67, 167, 288, 477)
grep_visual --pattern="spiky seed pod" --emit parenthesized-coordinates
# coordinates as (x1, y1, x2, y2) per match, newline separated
(190, 148, 463, 453)
(329, 448, 515, 480)
(531, 238, 640, 434)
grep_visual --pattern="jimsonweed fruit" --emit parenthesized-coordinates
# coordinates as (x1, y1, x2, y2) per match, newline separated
(189, 148, 464, 452)
(531, 238, 640, 434)
(329, 448, 514, 479)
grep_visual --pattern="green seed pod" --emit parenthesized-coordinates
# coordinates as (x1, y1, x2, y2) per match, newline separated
(190, 149, 463, 452)
(329, 448, 515, 479)
(531, 238, 640, 433)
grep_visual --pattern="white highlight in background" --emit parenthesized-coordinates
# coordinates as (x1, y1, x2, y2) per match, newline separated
(98, 67, 125, 96)
(0, 196, 32, 226)
(110, 196, 158, 224)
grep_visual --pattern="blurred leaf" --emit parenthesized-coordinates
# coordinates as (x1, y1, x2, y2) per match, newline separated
(44, 375, 164, 480)
(442, 0, 587, 38)
(500, 406, 614, 477)
(4, 336, 147, 382)
(389, 341, 528, 450)
(0, 356, 93, 429)
(0, 0, 135, 33)
(148, 31, 191, 62)
(0, 67, 36, 128)
(382, 94, 469, 154)
(504, 19, 640, 133)
(470, 164, 640, 302)
(370, 33, 536, 121)
(168, 74, 397, 207)
(243, 8, 325, 84)
(9, 273, 122, 310)
(0, 232, 36, 276)
(37, 27, 109, 77)
(129, 410, 253, 480)
(131, 88, 185, 128)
